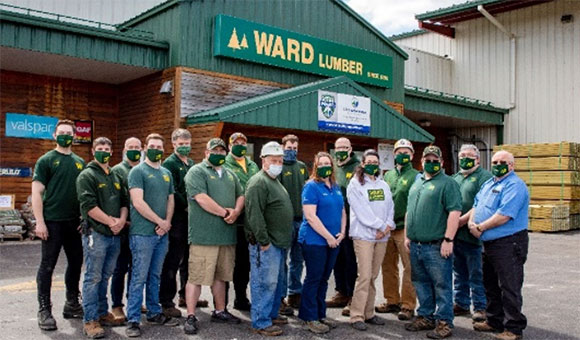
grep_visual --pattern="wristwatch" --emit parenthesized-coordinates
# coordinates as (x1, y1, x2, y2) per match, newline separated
(476, 225, 483, 232)
(443, 237, 454, 243)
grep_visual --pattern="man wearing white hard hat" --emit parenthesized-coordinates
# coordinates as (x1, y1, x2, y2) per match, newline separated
(245, 141, 294, 336)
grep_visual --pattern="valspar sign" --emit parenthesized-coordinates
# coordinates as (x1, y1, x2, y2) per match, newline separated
(5, 113, 58, 139)
(213, 15, 392, 88)
(318, 91, 371, 135)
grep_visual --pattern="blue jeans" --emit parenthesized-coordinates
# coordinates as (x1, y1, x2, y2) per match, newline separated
(82, 231, 121, 322)
(127, 234, 169, 324)
(111, 232, 131, 308)
(299, 243, 339, 321)
(410, 242, 454, 326)
(453, 240, 486, 311)
(249, 244, 286, 330)
(284, 220, 304, 296)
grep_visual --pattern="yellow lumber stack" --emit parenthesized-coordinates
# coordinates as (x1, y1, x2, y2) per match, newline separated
(494, 142, 580, 232)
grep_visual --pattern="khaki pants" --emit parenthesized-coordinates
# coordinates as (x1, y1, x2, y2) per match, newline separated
(350, 240, 387, 322)
(381, 229, 416, 310)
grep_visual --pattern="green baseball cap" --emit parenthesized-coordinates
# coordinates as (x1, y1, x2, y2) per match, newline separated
(422, 145, 442, 158)
(207, 138, 227, 151)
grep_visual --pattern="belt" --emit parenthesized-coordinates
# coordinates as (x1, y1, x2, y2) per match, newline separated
(412, 239, 442, 245)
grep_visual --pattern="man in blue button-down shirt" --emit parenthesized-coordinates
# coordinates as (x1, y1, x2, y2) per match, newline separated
(466, 150, 529, 340)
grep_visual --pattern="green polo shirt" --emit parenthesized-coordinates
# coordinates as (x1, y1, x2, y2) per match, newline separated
(335, 154, 360, 201)
(128, 162, 174, 236)
(407, 171, 462, 242)
(245, 170, 294, 248)
(223, 154, 260, 191)
(76, 161, 128, 236)
(32, 149, 85, 221)
(185, 160, 243, 246)
(278, 160, 309, 219)
(452, 166, 493, 245)
(162, 153, 194, 217)
(384, 163, 420, 230)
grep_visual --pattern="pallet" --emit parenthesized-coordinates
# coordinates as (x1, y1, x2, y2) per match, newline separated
(0, 232, 25, 242)
(529, 204, 572, 219)
(514, 157, 579, 171)
(516, 171, 580, 186)
(494, 142, 579, 158)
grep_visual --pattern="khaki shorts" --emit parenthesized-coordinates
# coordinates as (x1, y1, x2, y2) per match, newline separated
(188, 244, 235, 286)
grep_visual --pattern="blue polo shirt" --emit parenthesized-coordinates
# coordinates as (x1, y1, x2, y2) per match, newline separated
(299, 179, 344, 246)
(473, 171, 529, 241)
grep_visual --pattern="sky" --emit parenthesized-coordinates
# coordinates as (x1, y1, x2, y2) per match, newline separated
(345, 0, 463, 36)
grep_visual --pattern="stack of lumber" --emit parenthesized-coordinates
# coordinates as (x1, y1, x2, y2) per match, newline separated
(494, 142, 580, 232)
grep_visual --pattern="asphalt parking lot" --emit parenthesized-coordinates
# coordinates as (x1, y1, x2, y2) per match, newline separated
(0, 231, 579, 340)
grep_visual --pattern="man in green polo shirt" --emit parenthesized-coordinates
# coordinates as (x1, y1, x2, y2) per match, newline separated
(404, 145, 462, 339)
(377, 139, 419, 321)
(327, 137, 359, 316)
(183, 138, 245, 335)
(223, 132, 259, 311)
(77, 137, 128, 338)
(451, 144, 492, 322)
(32, 119, 85, 331)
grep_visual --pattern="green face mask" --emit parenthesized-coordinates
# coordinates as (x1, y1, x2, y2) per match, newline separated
(208, 153, 226, 166)
(94, 151, 111, 164)
(424, 161, 441, 174)
(317, 166, 333, 178)
(459, 157, 476, 170)
(56, 134, 73, 147)
(231, 144, 247, 157)
(364, 164, 379, 176)
(335, 150, 349, 162)
(126, 150, 141, 162)
(176, 146, 191, 156)
(395, 153, 411, 165)
(146, 149, 163, 162)
(492, 163, 509, 177)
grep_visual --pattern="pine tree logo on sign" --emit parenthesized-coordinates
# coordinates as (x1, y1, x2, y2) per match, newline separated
(228, 28, 248, 51)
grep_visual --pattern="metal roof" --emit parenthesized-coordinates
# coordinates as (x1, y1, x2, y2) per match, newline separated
(389, 29, 428, 41)
(187, 76, 434, 143)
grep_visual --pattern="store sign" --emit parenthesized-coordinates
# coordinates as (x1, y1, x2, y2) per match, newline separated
(5, 113, 58, 139)
(74, 120, 93, 144)
(213, 15, 393, 88)
(0, 167, 32, 177)
(318, 91, 371, 135)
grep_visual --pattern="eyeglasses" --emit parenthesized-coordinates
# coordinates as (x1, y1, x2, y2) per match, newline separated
(424, 159, 440, 163)
(492, 160, 508, 165)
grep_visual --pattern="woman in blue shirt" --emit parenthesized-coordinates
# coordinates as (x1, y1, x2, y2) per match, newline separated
(298, 152, 346, 334)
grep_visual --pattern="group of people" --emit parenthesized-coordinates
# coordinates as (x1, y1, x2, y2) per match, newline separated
(32, 119, 529, 340)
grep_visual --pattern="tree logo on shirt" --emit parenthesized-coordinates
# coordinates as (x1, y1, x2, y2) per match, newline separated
(114, 182, 121, 190)
(368, 189, 385, 201)
(471, 177, 477, 182)
(401, 179, 408, 186)
(346, 172, 353, 179)
(428, 184, 436, 191)
(98, 183, 107, 189)
(75, 162, 83, 170)
(284, 171, 292, 176)
(300, 168, 305, 175)
(163, 175, 170, 182)
(53, 160, 60, 167)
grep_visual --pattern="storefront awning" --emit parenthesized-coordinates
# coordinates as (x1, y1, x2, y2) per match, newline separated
(186, 76, 434, 143)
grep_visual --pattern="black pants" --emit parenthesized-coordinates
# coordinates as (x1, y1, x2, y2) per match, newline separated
(178, 243, 189, 300)
(36, 220, 83, 302)
(333, 216, 357, 297)
(159, 215, 189, 308)
(483, 230, 529, 335)
(111, 232, 132, 308)
(233, 224, 250, 301)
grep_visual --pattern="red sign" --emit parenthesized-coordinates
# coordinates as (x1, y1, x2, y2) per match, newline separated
(74, 120, 93, 144)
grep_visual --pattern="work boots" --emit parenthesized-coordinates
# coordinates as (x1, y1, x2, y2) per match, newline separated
(63, 291, 84, 319)
(37, 295, 57, 331)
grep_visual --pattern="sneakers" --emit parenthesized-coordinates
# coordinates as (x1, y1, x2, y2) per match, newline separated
(211, 310, 241, 324)
(375, 302, 401, 314)
(83, 321, 105, 339)
(125, 322, 141, 337)
(325, 291, 350, 308)
(254, 325, 283, 336)
(305, 320, 330, 334)
(494, 330, 523, 340)
(99, 312, 126, 327)
(63, 296, 84, 319)
(405, 316, 436, 332)
(272, 316, 289, 325)
(162, 306, 182, 318)
(474, 321, 502, 333)
(365, 316, 385, 325)
(453, 304, 470, 316)
(319, 318, 338, 329)
(426, 321, 452, 339)
(146, 313, 180, 326)
(111, 306, 126, 321)
(472, 310, 486, 322)
(279, 299, 294, 316)
(398, 308, 414, 321)
(351, 321, 367, 331)
(183, 315, 198, 335)
(287, 294, 301, 308)
(37, 296, 57, 331)
(341, 303, 351, 316)
(233, 298, 251, 311)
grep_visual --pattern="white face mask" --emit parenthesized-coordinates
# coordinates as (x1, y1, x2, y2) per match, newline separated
(266, 164, 283, 177)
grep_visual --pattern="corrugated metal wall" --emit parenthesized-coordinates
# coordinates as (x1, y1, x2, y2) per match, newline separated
(404, 47, 453, 93)
(396, 0, 580, 144)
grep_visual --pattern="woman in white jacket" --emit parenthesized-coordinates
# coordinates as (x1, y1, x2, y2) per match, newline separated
(346, 149, 395, 331)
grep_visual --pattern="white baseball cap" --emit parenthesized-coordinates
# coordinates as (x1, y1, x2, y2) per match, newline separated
(260, 141, 284, 157)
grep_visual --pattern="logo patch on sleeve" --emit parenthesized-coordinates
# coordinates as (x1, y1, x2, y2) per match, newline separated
(367, 189, 385, 201)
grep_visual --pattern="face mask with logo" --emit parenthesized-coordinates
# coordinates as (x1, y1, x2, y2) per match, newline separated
(126, 150, 141, 162)
(231, 144, 247, 157)
(146, 149, 163, 162)
(395, 153, 411, 165)
(459, 157, 476, 170)
(335, 151, 349, 162)
(283, 149, 297, 163)
(317, 166, 333, 178)
(364, 164, 379, 176)
(94, 151, 111, 164)
(56, 134, 73, 147)
(424, 161, 441, 174)
(177, 146, 191, 156)
(208, 153, 226, 166)
(492, 163, 509, 177)
(267, 164, 283, 177)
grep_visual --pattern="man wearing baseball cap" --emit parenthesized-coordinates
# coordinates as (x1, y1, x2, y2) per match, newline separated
(183, 138, 245, 335)
(404, 145, 462, 339)
(245, 141, 294, 336)
(377, 139, 419, 321)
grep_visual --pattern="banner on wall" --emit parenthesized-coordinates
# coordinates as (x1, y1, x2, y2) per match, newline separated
(4, 113, 58, 139)
(317, 91, 371, 135)
(0, 167, 32, 177)
(74, 120, 93, 144)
